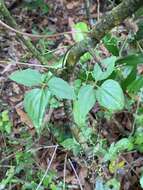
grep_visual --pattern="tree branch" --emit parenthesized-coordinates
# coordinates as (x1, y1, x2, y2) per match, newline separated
(66, 0, 143, 68)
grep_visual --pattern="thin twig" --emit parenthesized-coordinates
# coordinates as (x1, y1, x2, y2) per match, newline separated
(119, 35, 129, 57)
(0, 20, 89, 39)
(63, 154, 68, 190)
(0, 60, 51, 68)
(27, 145, 58, 153)
(119, 155, 139, 178)
(0, 165, 15, 168)
(84, 0, 91, 24)
(97, 0, 100, 21)
(137, 41, 143, 53)
(42, 108, 54, 129)
(130, 96, 141, 136)
(36, 145, 58, 190)
(88, 48, 106, 71)
(68, 158, 83, 190)
(112, 117, 129, 135)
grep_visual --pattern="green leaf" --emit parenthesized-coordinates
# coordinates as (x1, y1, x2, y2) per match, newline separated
(24, 88, 51, 131)
(61, 138, 78, 150)
(103, 143, 117, 162)
(93, 56, 116, 81)
(0, 166, 15, 189)
(73, 85, 96, 126)
(72, 22, 89, 42)
(5, 123, 12, 134)
(135, 131, 143, 146)
(115, 138, 133, 151)
(103, 138, 133, 162)
(140, 175, 143, 188)
(61, 138, 81, 155)
(105, 178, 120, 190)
(127, 76, 143, 94)
(2, 110, 9, 122)
(48, 77, 75, 100)
(121, 66, 137, 91)
(103, 34, 119, 56)
(135, 20, 143, 41)
(80, 52, 92, 64)
(77, 85, 96, 115)
(135, 7, 143, 18)
(96, 80, 124, 111)
(9, 69, 42, 87)
(116, 54, 143, 66)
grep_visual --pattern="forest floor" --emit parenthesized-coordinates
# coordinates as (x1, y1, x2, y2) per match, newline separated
(0, 0, 143, 190)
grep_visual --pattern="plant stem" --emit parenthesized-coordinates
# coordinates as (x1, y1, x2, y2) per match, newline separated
(84, 0, 91, 24)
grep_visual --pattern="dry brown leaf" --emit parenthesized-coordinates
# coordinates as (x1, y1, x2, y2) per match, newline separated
(79, 167, 88, 185)
(66, 1, 79, 9)
(16, 108, 33, 129)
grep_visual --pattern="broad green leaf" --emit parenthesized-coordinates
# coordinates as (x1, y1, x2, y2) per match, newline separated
(73, 85, 96, 126)
(116, 54, 143, 66)
(93, 56, 116, 81)
(127, 76, 143, 94)
(9, 69, 42, 87)
(77, 85, 96, 116)
(73, 101, 84, 126)
(121, 66, 137, 91)
(103, 143, 117, 162)
(61, 138, 79, 150)
(72, 22, 89, 42)
(96, 80, 124, 111)
(61, 138, 81, 155)
(48, 77, 75, 100)
(24, 88, 51, 131)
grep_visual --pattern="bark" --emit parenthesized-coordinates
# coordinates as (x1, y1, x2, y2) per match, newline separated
(66, 0, 143, 69)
